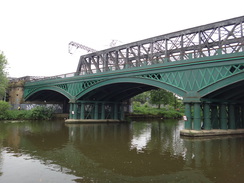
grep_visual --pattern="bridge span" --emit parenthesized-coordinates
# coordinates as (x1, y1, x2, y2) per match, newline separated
(24, 16, 244, 136)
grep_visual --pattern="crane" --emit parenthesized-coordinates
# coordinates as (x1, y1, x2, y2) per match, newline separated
(68, 41, 97, 54)
(68, 40, 122, 54)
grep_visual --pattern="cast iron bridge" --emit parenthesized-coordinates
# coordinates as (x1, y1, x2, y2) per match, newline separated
(24, 16, 244, 134)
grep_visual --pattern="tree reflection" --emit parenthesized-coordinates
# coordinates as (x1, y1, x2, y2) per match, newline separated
(130, 123, 151, 152)
(130, 120, 185, 157)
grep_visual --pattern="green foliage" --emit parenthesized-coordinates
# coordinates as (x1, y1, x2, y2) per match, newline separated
(4, 110, 32, 120)
(30, 106, 54, 120)
(0, 101, 10, 118)
(0, 105, 54, 120)
(132, 97, 183, 119)
(149, 89, 175, 109)
(132, 91, 150, 104)
(132, 103, 183, 119)
(0, 51, 8, 99)
(156, 110, 183, 119)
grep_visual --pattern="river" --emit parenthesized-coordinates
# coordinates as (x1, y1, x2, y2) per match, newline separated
(0, 119, 243, 183)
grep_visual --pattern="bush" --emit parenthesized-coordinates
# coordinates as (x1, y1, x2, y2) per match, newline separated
(5, 110, 32, 120)
(0, 101, 10, 114)
(30, 106, 54, 120)
(132, 103, 183, 119)
(156, 110, 183, 119)
(0, 101, 11, 119)
(0, 105, 54, 120)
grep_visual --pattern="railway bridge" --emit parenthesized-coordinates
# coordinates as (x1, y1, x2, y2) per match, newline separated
(24, 16, 244, 135)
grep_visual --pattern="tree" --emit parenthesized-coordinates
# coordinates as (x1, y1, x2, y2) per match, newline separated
(0, 51, 8, 99)
(131, 91, 150, 104)
(149, 89, 174, 109)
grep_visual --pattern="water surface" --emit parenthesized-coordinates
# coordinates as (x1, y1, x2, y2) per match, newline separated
(0, 120, 243, 182)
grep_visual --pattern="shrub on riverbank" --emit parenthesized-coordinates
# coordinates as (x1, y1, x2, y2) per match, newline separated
(4, 110, 33, 120)
(0, 101, 54, 120)
(132, 103, 183, 119)
(30, 106, 54, 120)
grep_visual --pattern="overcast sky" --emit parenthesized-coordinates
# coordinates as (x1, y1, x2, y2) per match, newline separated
(0, 0, 243, 77)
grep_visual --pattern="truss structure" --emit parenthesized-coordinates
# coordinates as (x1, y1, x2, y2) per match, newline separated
(76, 16, 244, 74)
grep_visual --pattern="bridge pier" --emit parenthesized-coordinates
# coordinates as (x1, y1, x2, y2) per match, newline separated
(219, 103, 228, 130)
(66, 100, 125, 123)
(184, 102, 202, 130)
(193, 102, 201, 130)
(203, 102, 211, 130)
(229, 104, 236, 129)
(181, 100, 244, 137)
(69, 101, 78, 120)
(242, 106, 244, 128)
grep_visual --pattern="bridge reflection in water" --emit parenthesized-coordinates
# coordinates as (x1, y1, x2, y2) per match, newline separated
(0, 120, 243, 182)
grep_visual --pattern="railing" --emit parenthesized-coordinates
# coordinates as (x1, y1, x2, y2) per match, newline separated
(24, 73, 77, 83)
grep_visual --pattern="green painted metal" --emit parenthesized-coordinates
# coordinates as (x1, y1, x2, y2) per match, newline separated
(80, 103, 85, 119)
(220, 103, 228, 130)
(229, 104, 236, 129)
(211, 105, 219, 129)
(73, 102, 78, 119)
(235, 106, 241, 129)
(24, 52, 244, 103)
(24, 51, 244, 131)
(184, 103, 192, 129)
(203, 103, 211, 130)
(120, 104, 124, 120)
(101, 103, 105, 119)
(193, 103, 201, 130)
(114, 103, 118, 119)
(69, 103, 72, 119)
(242, 106, 244, 128)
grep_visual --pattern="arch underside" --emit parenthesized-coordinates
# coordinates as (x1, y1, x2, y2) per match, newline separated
(76, 77, 186, 102)
(201, 72, 244, 103)
(202, 80, 244, 102)
(25, 90, 69, 102)
(79, 83, 157, 101)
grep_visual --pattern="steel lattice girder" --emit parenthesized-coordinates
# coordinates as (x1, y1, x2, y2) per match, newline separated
(77, 16, 244, 74)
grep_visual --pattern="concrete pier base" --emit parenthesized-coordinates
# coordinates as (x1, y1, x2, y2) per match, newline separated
(65, 119, 125, 124)
(180, 129, 244, 137)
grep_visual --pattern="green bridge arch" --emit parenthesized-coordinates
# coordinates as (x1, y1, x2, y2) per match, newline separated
(199, 72, 244, 98)
(24, 86, 73, 102)
(75, 77, 186, 101)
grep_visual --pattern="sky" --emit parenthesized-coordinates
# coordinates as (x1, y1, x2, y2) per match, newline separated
(0, 0, 243, 78)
